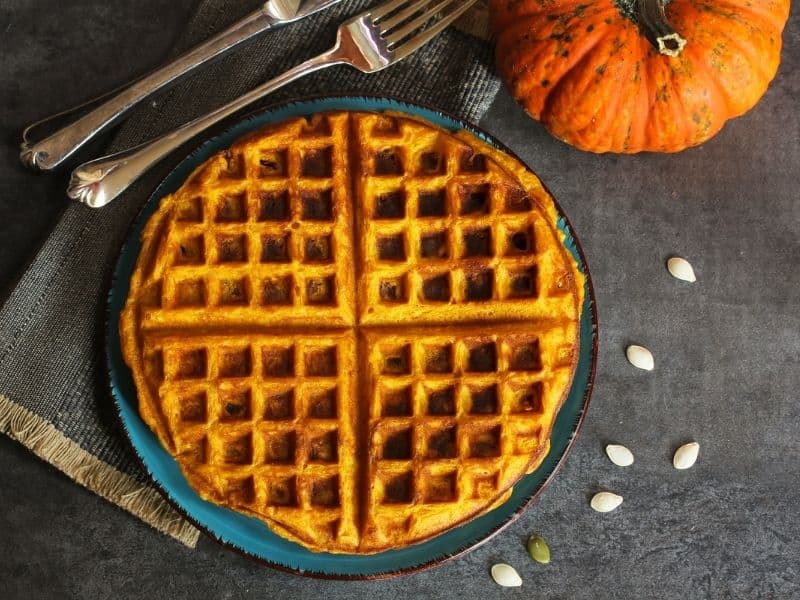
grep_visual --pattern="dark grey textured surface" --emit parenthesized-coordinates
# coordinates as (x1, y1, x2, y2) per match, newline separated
(1, 1, 798, 599)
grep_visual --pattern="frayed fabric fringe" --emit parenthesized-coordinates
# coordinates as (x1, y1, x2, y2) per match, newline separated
(0, 394, 200, 548)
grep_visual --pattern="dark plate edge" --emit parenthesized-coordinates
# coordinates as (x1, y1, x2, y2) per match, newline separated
(103, 92, 600, 580)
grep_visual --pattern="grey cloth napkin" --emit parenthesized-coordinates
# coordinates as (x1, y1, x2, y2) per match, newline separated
(0, 0, 499, 545)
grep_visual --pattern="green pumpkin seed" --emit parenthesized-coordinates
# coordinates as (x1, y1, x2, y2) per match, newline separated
(526, 534, 551, 564)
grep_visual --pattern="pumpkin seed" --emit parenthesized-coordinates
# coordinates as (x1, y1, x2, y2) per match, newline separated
(605, 444, 634, 467)
(667, 257, 696, 282)
(526, 534, 551, 564)
(591, 491, 623, 513)
(626, 344, 654, 371)
(673, 442, 699, 469)
(491, 563, 522, 587)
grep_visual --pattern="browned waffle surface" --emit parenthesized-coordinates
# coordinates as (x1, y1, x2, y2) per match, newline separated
(120, 111, 584, 553)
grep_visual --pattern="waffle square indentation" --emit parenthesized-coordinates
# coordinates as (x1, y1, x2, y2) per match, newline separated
(217, 234, 247, 263)
(219, 278, 249, 306)
(266, 476, 297, 506)
(175, 279, 205, 307)
(470, 385, 498, 414)
(309, 430, 338, 463)
(257, 190, 290, 221)
(423, 471, 456, 503)
(306, 276, 336, 305)
(467, 342, 496, 372)
(426, 385, 456, 416)
(469, 426, 501, 458)
(175, 235, 205, 265)
(310, 476, 339, 507)
(375, 190, 406, 219)
(377, 234, 406, 262)
(222, 433, 252, 465)
(508, 267, 537, 299)
(176, 197, 203, 222)
(381, 344, 411, 375)
(304, 235, 333, 263)
(219, 387, 252, 421)
(308, 387, 337, 419)
(513, 382, 544, 414)
(507, 227, 535, 255)
(258, 149, 288, 178)
(463, 227, 493, 257)
(418, 190, 446, 217)
(419, 151, 445, 175)
(382, 386, 413, 416)
(510, 340, 542, 372)
(264, 388, 294, 420)
(459, 149, 487, 173)
(301, 189, 333, 221)
(264, 431, 296, 464)
(374, 148, 403, 175)
(382, 472, 413, 504)
(221, 151, 245, 179)
(423, 344, 453, 374)
(422, 274, 451, 302)
(175, 349, 206, 379)
(426, 426, 457, 459)
(261, 233, 290, 263)
(379, 276, 407, 303)
(505, 187, 532, 212)
(301, 147, 333, 178)
(382, 428, 412, 460)
(465, 270, 494, 301)
(261, 276, 293, 305)
(262, 346, 294, 377)
(459, 184, 490, 215)
(305, 346, 337, 377)
(223, 476, 255, 504)
(420, 231, 448, 259)
(218, 347, 252, 378)
(179, 391, 207, 422)
(216, 192, 247, 222)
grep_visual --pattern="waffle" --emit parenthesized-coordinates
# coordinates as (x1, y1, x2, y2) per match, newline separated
(120, 110, 585, 554)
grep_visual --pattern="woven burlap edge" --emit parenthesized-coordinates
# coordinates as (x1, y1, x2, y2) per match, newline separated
(0, 394, 200, 547)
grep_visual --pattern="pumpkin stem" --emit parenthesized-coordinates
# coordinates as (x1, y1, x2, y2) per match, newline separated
(637, 0, 687, 57)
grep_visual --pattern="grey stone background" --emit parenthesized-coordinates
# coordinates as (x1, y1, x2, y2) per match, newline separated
(1, 1, 798, 598)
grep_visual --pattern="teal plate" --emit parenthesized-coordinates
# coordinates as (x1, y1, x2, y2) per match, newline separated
(106, 96, 598, 579)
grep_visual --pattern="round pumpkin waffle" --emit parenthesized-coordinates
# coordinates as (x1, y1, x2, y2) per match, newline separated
(120, 110, 585, 554)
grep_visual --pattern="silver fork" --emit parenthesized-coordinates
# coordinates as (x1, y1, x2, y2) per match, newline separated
(68, 0, 478, 208)
(21, 1, 344, 171)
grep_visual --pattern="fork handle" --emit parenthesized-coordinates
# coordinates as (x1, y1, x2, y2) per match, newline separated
(21, 9, 277, 172)
(68, 49, 344, 208)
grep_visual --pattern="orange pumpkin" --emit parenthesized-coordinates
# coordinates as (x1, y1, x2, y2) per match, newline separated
(491, 0, 790, 153)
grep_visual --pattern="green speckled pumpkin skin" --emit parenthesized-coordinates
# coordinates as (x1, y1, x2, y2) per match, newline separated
(491, 0, 790, 153)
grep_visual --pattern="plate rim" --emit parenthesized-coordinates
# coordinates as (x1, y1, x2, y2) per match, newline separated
(104, 93, 599, 579)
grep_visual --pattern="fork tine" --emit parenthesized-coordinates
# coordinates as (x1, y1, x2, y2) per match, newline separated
(368, 0, 413, 20)
(384, 0, 472, 49)
(375, 0, 431, 33)
(382, 0, 452, 45)
(389, 0, 478, 61)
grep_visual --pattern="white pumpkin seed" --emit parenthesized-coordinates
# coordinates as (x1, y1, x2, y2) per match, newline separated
(626, 345, 654, 371)
(673, 442, 699, 469)
(591, 491, 623, 513)
(605, 444, 634, 467)
(667, 257, 697, 282)
(491, 563, 522, 587)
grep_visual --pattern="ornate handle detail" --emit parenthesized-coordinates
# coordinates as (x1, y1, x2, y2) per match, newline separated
(21, 10, 275, 171)
(68, 50, 343, 207)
